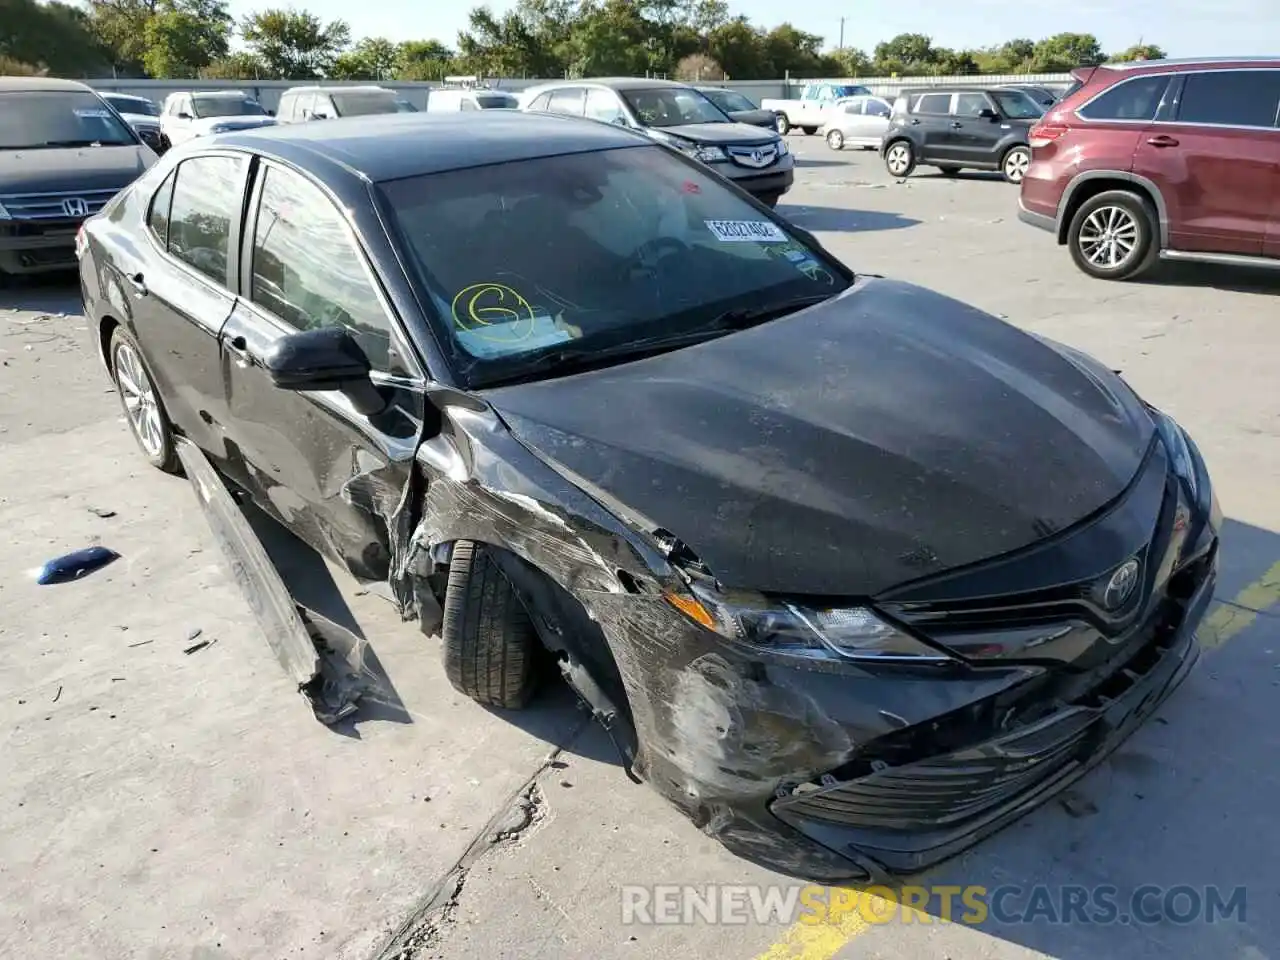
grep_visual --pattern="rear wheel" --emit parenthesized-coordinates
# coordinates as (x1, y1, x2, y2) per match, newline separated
(1001, 145, 1031, 184)
(801, 126, 817, 136)
(939, 165, 960, 176)
(825, 129, 845, 150)
(1067, 190, 1158, 281)
(110, 326, 179, 473)
(441, 540, 541, 709)
(774, 114, 790, 135)
(884, 140, 916, 177)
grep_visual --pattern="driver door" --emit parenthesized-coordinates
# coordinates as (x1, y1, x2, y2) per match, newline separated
(218, 158, 426, 582)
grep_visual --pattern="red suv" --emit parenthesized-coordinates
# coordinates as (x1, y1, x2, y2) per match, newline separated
(1019, 58, 1280, 280)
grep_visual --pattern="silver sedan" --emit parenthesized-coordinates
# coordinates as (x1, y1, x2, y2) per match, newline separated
(821, 95, 893, 151)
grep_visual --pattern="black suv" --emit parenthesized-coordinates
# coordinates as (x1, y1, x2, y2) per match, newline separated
(880, 85, 1044, 183)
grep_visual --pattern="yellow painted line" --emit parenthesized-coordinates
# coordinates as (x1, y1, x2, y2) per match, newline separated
(752, 562, 1280, 960)
(1199, 560, 1280, 651)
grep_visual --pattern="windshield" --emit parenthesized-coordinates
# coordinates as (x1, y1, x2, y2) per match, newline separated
(331, 91, 400, 116)
(381, 144, 849, 387)
(192, 96, 266, 118)
(0, 91, 137, 148)
(105, 94, 159, 117)
(476, 93, 519, 109)
(704, 90, 755, 113)
(991, 90, 1045, 119)
(621, 87, 730, 127)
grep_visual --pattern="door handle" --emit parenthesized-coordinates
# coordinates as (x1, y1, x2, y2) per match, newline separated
(225, 334, 256, 369)
(1146, 135, 1179, 147)
(908, 118, 921, 125)
(127, 272, 148, 297)
(950, 121, 963, 128)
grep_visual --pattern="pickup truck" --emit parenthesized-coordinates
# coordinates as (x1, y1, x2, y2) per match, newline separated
(761, 82, 873, 135)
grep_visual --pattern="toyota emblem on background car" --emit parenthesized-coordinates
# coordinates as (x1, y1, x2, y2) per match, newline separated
(1103, 558, 1142, 610)
(62, 197, 89, 218)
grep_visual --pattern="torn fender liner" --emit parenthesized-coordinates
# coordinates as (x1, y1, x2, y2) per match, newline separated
(174, 438, 362, 725)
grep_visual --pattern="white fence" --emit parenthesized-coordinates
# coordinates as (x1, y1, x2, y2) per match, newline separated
(85, 73, 1075, 112)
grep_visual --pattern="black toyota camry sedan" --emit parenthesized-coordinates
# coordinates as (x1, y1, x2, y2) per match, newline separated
(77, 111, 1219, 881)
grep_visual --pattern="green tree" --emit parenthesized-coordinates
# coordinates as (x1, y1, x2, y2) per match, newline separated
(1114, 43, 1165, 62)
(2, 0, 110, 76)
(330, 36, 398, 79)
(456, 6, 553, 78)
(142, 0, 232, 78)
(674, 51, 722, 81)
(240, 8, 351, 79)
(828, 47, 872, 77)
(1031, 32, 1105, 71)
(706, 16, 765, 79)
(85, 0, 158, 74)
(562, 0, 650, 77)
(761, 23, 826, 77)
(394, 39, 455, 81)
(873, 32, 935, 69)
(199, 51, 266, 79)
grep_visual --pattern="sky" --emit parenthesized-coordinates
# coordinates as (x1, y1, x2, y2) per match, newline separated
(226, 0, 1280, 59)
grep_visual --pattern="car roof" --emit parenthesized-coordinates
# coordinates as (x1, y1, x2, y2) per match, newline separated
(526, 77, 690, 93)
(1104, 55, 1280, 71)
(0, 76, 93, 93)
(214, 111, 648, 183)
(900, 84, 1028, 96)
(285, 85, 393, 93)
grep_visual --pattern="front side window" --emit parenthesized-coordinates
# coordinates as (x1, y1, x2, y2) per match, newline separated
(381, 144, 849, 386)
(990, 90, 1044, 119)
(460, 98, 479, 111)
(867, 98, 892, 117)
(709, 90, 754, 113)
(1177, 70, 1280, 128)
(622, 87, 728, 127)
(330, 91, 400, 117)
(192, 96, 267, 119)
(166, 155, 243, 286)
(106, 95, 160, 117)
(954, 92, 991, 116)
(1077, 74, 1170, 121)
(585, 89, 625, 123)
(527, 92, 552, 112)
(476, 93, 519, 109)
(250, 166, 396, 371)
(0, 91, 137, 149)
(842, 100, 864, 116)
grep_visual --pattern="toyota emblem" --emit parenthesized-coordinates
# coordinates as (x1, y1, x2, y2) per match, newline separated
(62, 197, 89, 218)
(1102, 558, 1141, 610)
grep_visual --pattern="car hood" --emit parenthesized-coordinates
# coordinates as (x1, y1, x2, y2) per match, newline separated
(728, 108, 780, 129)
(482, 278, 1155, 597)
(658, 122, 778, 145)
(0, 145, 153, 194)
(192, 116, 276, 134)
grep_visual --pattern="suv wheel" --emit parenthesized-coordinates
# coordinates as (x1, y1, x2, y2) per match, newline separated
(825, 129, 845, 150)
(884, 140, 916, 177)
(774, 114, 790, 135)
(1067, 191, 1157, 281)
(1001, 146, 1031, 184)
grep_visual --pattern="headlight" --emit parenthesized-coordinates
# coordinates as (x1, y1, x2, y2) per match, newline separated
(1152, 409, 1198, 499)
(776, 139, 788, 157)
(656, 132, 725, 163)
(208, 125, 232, 134)
(664, 584, 954, 663)
(0, 201, 10, 220)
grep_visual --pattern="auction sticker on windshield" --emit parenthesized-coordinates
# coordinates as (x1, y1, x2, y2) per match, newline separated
(705, 220, 788, 243)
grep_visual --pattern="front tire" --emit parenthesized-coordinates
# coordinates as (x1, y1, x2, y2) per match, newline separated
(757, 193, 781, 209)
(884, 140, 916, 178)
(441, 540, 541, 709)
(110, 326, 179, 473)
(774, 114, 791, 135)
(1001, 145, 1031, 184)
(825, 129, 845, 150)
(1067, 190, 1158, 281)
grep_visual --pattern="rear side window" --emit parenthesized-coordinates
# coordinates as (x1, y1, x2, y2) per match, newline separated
(1176, 70, 1280, 128)
(914, 93, 951, 114)
(166, 155, 243, 286)
(548, 88, 585, 116)
(1077, 74, 1170, 121)
(527, 92, 551, 111)
(148, 172, 174, 246)
(460, 98, 478, 111)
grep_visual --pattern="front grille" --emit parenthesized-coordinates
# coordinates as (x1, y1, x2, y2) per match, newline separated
(727, 144, 779, 169)
(0, 189, 119, 221)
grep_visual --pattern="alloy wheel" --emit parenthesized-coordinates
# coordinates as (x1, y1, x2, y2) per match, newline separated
(114, 341, 164, 458)
(826, 129, 844, 150)
(886, 144, 911, 175)
(1004, 148, 1030, 183)
(1077, 205, 1140, 269)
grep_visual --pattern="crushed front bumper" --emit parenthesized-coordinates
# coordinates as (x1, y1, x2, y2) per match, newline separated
(770, 546, 1215, 877)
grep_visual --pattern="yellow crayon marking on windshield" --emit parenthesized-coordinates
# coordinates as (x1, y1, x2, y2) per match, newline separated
(451, 282, 536, 342)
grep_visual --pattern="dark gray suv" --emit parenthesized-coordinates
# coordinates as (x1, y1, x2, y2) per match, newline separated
(879, 85, 1045, 183)
(521, 78, 794, 207)
(1, 77, 155, 278)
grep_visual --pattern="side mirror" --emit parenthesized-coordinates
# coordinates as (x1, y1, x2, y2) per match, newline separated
(978, 108, 999, 121)
(176, 111, 192, 120)
(266, 109, 275, 117)
(611, 115, 629, 126)
(262, 327, 386, 415)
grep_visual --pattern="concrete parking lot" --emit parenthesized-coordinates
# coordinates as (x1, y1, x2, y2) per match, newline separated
(2, 132, 1277, 960)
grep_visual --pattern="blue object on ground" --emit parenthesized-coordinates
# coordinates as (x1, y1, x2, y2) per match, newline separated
(36, 546, 120, 585)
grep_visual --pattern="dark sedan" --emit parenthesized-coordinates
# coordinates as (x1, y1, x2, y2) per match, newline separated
(77, 112, 1219, 881)
(696, 86, 779, 129)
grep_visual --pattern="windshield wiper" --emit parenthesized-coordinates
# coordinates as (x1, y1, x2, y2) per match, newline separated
(41, 139, 115, 147)
(699, 293, 836, 333)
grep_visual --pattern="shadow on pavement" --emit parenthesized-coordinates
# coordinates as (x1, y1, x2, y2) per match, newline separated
(0, 270, 81, 314)
(1135, 261, 1280, 296)
(794, 157, 853, 168)
(824, 515, 1279, 960)
(780, 204, 921, 233)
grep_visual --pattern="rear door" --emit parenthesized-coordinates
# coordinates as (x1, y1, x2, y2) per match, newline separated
(910, 91, 960, 161)
(126, 153, 247, 461)
(218, 160, 425, 580)
(948, 91, 1004, 164)
(1133, 68, 1280, 255)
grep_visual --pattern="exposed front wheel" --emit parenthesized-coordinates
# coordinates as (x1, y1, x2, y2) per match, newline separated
(774, 113, 790, 135)
(825, 129, 845, 150)
(1067, 191, 1158, 281)
(1002, 145, 1031, 184)
(884, 140, 916, 177)
(441, 540, 542, 709)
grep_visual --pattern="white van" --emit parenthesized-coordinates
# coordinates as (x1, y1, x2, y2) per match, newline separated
(425, 88, 520, 112)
